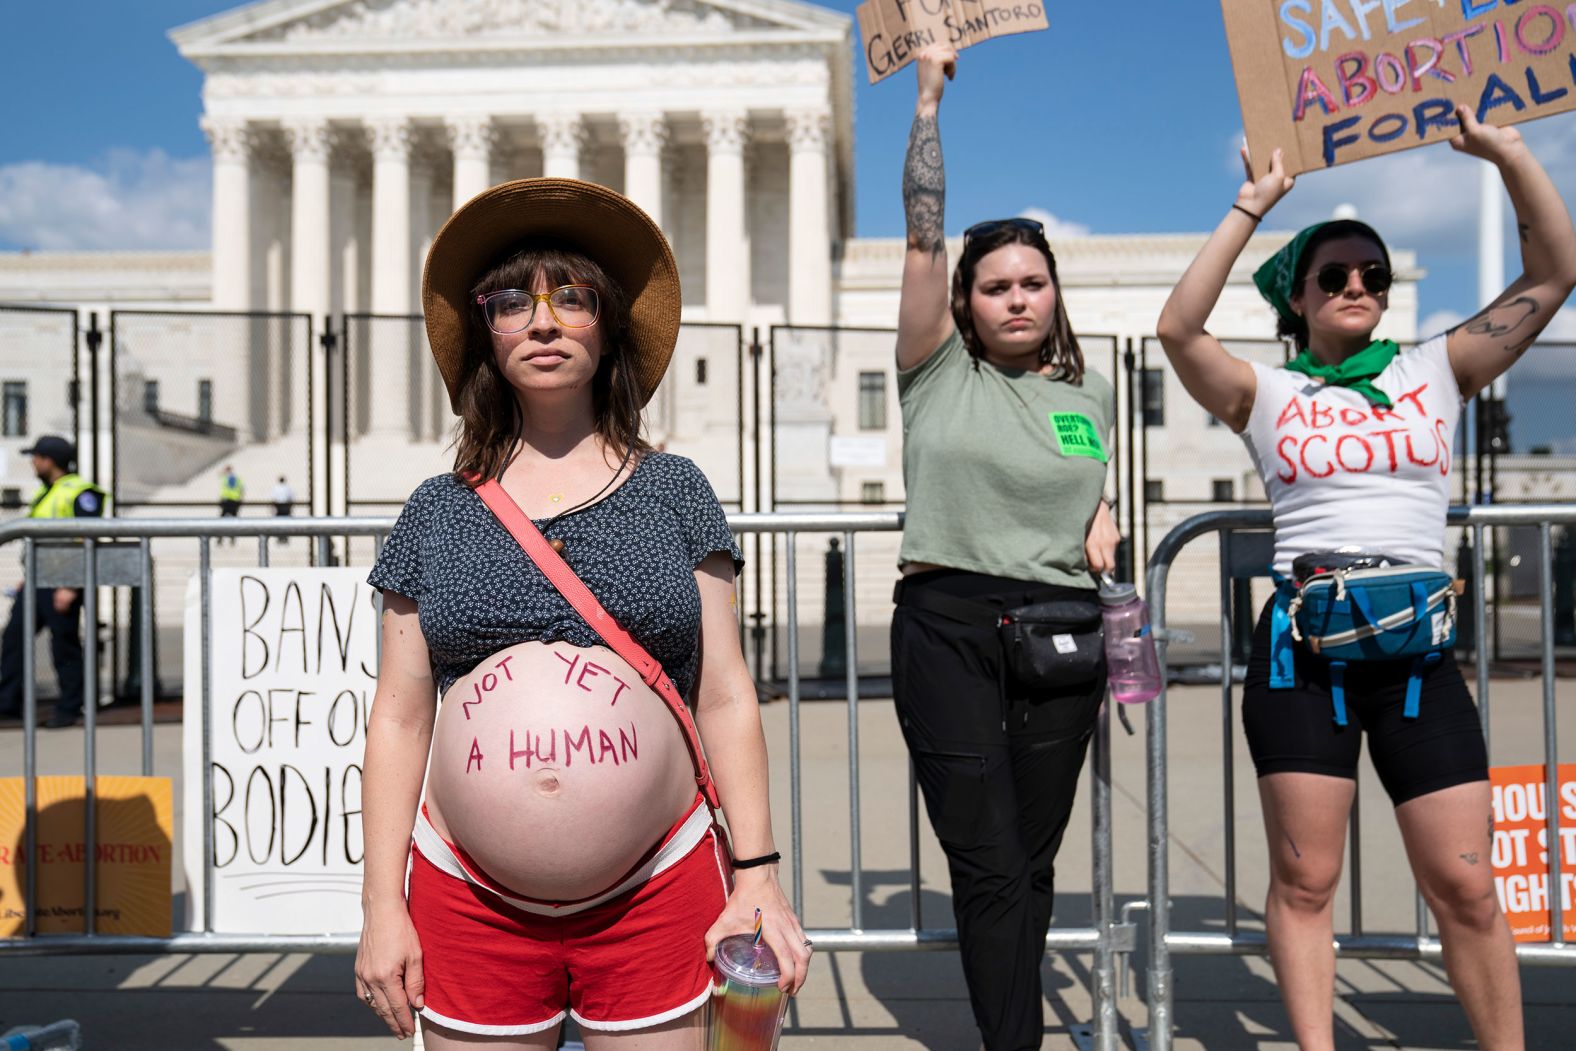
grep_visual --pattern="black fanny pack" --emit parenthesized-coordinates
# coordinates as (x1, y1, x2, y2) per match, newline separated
(895, 581, 1104, 689)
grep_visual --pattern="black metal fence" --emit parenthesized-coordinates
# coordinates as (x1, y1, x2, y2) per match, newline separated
(107, 310, 313, 512)
(0, 306, 80, 512)
(9, 306, 1576, 683)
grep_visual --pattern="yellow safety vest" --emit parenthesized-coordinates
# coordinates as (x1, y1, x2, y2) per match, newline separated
(220, 474, 244, 502)
(28, 473, 106, 520)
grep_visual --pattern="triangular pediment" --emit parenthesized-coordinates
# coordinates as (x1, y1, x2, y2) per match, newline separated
(171, 0, 849, 52)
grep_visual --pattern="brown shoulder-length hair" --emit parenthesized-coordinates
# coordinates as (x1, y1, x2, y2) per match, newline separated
(450, 241, 652, 486)
(950, 223, 1085, 383)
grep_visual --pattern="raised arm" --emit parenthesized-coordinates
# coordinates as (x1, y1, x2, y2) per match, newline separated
(1155, 147, 1294, 432)
(896, 44, 958, 370)
(1445, 106, 1576, 400)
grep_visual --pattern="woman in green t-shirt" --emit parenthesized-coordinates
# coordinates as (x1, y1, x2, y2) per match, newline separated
(890, 42, 1120, 1051)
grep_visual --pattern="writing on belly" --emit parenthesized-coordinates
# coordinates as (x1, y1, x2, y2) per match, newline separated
(459, 648, 641, 775)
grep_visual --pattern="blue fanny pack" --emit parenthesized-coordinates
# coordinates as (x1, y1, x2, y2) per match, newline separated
(1271, 565, 1457, 726)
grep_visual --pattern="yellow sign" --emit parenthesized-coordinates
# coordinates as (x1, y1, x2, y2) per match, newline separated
(0, 776, 173, 937)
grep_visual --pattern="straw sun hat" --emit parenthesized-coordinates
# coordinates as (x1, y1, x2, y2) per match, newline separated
(421, 177, 681, 411)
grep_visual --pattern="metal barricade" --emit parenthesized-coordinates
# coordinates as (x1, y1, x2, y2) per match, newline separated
(1142, 505, 1575, 1051)
(0, 513, 1128, 1049)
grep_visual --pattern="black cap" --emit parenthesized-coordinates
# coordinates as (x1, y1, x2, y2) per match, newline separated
(20, 435, 76, 469)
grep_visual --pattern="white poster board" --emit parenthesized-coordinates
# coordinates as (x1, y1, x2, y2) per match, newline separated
(182, 568, 380, 933)
(829, 435, 889, 468)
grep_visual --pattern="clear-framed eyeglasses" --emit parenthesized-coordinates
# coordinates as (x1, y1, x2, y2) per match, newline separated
(476, 285, 601, 334)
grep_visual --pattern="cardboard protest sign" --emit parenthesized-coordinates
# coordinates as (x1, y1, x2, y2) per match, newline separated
(857, 0, 1048, 84)
(1221, 1, 1576, 175)
(182, 569, 377, 933)
(0, 776, 173, 937)
(1489, 763, 1576, 943)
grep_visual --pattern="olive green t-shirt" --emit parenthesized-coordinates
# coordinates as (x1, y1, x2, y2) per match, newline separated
(898, 329, 1114, 588)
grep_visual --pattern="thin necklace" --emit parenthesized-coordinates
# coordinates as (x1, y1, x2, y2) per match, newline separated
(535, 443, 638, 556)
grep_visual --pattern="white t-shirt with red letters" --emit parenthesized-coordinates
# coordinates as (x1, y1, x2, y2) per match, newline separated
(1240, 335, 1462, 576)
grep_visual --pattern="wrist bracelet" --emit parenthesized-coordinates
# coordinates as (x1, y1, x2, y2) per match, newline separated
(732, 851, 782, 870)
(1232, 203, 1263, 224)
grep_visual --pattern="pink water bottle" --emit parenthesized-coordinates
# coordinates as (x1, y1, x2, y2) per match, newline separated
(1099, 576, 1162, 704)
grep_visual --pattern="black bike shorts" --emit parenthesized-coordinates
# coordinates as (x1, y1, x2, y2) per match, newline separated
(1241, 599, 1488, 806)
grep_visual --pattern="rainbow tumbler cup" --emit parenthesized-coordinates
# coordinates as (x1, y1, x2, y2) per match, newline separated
(706, 934, 788, 1050)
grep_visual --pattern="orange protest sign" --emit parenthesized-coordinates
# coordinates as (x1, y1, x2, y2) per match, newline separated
(0, 776, 173, 937)
(856, 0, 1048, 84)
(1220, 1, 1576, 176)
(1489, 764, 1576, 943)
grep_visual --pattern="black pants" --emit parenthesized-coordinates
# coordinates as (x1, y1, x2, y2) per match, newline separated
(0, 588, 85, 719)
(891, 570, 1105, 1051)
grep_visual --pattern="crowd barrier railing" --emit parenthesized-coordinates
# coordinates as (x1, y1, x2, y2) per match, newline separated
(0, 512, 1129, 1050)
(1142, 505, 1575, 1051)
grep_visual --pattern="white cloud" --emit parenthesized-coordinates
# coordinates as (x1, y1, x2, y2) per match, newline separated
(1419, 309, 1465, 340)
(1017, 206, 1091, 240)
(0, 149, 210, 251)
(1545, 305, 1576, 341)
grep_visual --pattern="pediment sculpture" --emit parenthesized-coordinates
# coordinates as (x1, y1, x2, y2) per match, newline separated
(245, 0, 766, 41)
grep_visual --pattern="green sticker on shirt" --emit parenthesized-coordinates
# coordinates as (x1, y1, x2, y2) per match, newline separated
(1049, 412, 1107, 463)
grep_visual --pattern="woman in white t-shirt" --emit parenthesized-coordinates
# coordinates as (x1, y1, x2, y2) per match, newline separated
(1156, 107, 1576, 1051)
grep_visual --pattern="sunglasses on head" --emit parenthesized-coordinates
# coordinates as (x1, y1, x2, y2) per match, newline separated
(963, 217, 1046, 245)
(1310, 262, 1393, 297)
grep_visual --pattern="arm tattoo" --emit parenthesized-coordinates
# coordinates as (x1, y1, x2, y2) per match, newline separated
(1459, 295, 1541, 355)
(1459, 852, 1480, 865)
(1518, 222, 1530, 244)
(903, 115, 946, 259)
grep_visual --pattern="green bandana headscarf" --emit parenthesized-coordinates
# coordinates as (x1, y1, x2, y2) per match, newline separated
(1284, 339, 1399, 408)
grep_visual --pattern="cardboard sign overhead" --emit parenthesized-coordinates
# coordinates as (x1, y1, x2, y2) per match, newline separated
(857, 0, 1048, 84)
(1221, 1, 1576, 176)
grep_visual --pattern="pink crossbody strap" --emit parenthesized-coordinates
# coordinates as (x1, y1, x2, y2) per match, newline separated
(473, 478, 720, 810)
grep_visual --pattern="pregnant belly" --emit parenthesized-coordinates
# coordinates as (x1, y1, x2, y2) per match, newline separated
(426, 640, 698, 902)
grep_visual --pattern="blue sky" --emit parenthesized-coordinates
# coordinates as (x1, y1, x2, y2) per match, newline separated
(3, 0, 1576, 344)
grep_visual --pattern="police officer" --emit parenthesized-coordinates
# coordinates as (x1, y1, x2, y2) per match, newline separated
(217, 464, 244, 546)
(0, 435, 106, 728)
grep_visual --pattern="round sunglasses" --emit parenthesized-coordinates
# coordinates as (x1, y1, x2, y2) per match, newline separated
(1310, 262, 1392, 297)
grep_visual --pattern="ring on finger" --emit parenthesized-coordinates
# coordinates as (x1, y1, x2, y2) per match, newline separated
(365, 992, 376, 1006)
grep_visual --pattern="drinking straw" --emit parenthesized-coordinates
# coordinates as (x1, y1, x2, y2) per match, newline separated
(752, 907, 763, 947)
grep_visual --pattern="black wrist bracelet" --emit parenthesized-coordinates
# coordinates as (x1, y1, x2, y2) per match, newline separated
(732, 851, 781, 870)
(1232, 203, 1263, 224)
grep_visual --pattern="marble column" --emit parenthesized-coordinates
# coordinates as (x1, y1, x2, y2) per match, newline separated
(330, 164, 359, 318)
(202, 117, 253, 311)
(367, 117, 413, 437)
(618, 111, 668, 230)
(286, 118, 332, 438)
(446, 115, 496, 210)
(702, 109, 750, 323)
(539, 114, 587, 180)
(409, 155, 435, 438)
(785, 108, 833, 326)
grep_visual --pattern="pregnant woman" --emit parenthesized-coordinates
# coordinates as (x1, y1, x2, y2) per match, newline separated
(354, 179, 809, 1048)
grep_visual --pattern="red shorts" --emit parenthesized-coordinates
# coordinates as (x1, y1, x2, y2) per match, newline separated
(408, 808, 732, 1035)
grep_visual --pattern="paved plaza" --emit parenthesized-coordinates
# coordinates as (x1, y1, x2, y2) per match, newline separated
(1, 679, 1572, 1049)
